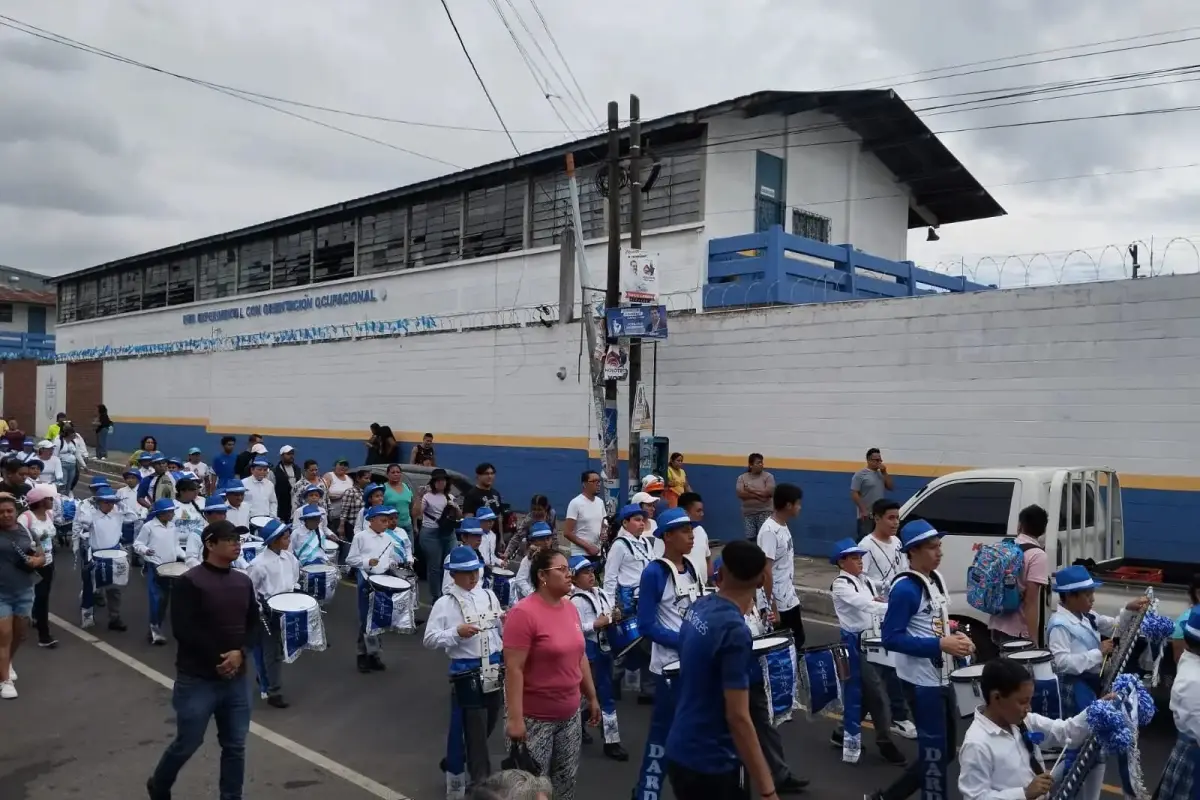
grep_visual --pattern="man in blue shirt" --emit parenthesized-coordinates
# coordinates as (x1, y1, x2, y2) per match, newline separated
(666, 540, 779, 800)
(210, 436, 238, 494)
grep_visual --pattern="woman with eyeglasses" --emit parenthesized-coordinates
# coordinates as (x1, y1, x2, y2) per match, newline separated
(503, 548, 600, 800)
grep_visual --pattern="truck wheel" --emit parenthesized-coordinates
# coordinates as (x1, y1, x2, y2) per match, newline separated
(958, 618, 998, 663)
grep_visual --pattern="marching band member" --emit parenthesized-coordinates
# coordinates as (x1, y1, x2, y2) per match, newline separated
(242, 458, 277, 517)
(385, 506, 414, 569)
(291, 503, 336, 566)
(75, 486, 127, 631)
(443, 518, 484, 595)
(424, 545, 506, 799)
(184, 497, 236, 568)
(958, 657, 1090, 800)
(828, 537, 906, 766)
(629, 491, 659, 537)
(294, 483, 329, 525)
(221, 481, 251, 530)
(602, 503, 654, 700)
(247, 519, 300, 709)
(133, 498, 182, 645)
(71, 476, 113, 535)
(136, 450, 154, 477)
(1153, 606, 1200, 799)
(137, 453, 175, 509)
(184, 448, 210, 495)
(867, 520, 975, 800)
(633, 507, 701, 799)
(173, 479, 206, 554)
(1044, 565, 1148, 800)
(511, 521, 555, 603)
(346, 505, 397, 673)
(354, 483, 387, 533)
(475, 506, 504, 569)
(118, 470, 142, 546)
(569, 555, 628, 761)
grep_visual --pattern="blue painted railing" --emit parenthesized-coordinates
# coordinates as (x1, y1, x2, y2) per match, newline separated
(0, 332, 56, 360)
(704, 225, 993, 309)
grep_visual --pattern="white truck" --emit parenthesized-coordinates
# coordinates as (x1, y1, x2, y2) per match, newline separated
(897, 466, 1193, 680)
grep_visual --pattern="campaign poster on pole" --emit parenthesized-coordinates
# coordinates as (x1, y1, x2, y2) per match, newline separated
(620, 248, 658, 303)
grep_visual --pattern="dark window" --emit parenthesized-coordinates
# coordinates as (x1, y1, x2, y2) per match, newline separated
(272, 229, 313, 289)
(463, 181, 526, 259)
(58, 283, 77, 324)
(238, 240, 272, 294)
(118, 269, 143, 314)
(0, 303, 12, 323)
(358, 208, 406, 276)
(198, 249, 237, 301)
(792, 208, 832, 243)
(76, 278, 99, 321)
(168, 257, 197, 306)
(143, 265, 168, 309)
(1059, 483, 1097, 529)
(410, 196, 461, 267)
(621, 143, 704, 232)
(904, 480, 1015, 538)
(531, 171, 604, 247)
(314, 221, 356, 283)
(96, 274, 119, 317)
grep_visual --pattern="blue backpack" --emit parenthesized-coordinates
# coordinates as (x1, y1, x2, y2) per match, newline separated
(966, 538, 1040, 615)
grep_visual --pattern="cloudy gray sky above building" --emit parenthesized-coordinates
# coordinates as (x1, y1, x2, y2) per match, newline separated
(2, 0, 1199, 286)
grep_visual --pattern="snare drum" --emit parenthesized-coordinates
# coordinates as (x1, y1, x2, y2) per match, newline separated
(860, 634, 896, 669)
(241, 537, 264, 563)
(1000, 638, 1034, 655)
(1006, 648, 1062, 718)
(754, 635, 801, 725)
(92, 548, 130, 588)
(265, 592, 326, 663)
(798, 642, 850, 717)
(950, 664, 986, 717)
(1007, 649, 1056, 682)
(154, 561, 189, 586)
(301, 564, 338, 605)
(606, 616, 644, 663)
(321, 539, 340, 559)
(490, 568, 515, 607)
(249, 516, 274, 534)
(365, 574, 415, 635)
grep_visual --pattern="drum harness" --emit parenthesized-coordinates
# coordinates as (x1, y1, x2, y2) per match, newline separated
(449, 587, 503, 693)
(831, 572, 884, 639)
(572, 588, 616, 653)
(890, 569, 953, 682)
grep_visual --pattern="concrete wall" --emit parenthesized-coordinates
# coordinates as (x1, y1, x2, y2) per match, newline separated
(85, 271, 1200, 564)
(704, 111, 910, 260)
(35, 362, 66, 438)
(0, 303, 55, 335)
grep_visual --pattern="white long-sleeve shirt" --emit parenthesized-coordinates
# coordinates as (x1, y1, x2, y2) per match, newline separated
(1046, 606, 1131, 677)
(346, 528, 396, 575)
(513, 554, 535, 600)
(247, 547, 301, 599)
(831, 570, 889, 634)
(225, 501, 251, 530)
(1172, 650, 1200, 742)
(116, 485, 142, 521)
(291, 522, 337, 565)
(78, 507, 125, 552)
(241, 476, 277, 517)
(603, 532, 654, 599)
(71, 498, 98, 540)
(133, 518, 181, 566)
(423, 584, 504, 662)
(36, 455, 64, 485)
(571, 587, 616, 642)
(479, 530, 504, 568)
(958, 709, 1089, 800)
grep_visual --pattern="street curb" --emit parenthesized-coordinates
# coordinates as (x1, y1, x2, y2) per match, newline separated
(798, 586, 836, 618)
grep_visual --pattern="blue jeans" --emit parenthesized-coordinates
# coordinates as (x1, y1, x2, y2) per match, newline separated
(96, 427, 109, 459)
(62, 461, 79, 494)
(150, 672, 252, 800)
(419, 527, 455, 602)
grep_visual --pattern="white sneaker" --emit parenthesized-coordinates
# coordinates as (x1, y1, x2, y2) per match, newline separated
(0, 680, 16, 699)
(890, 720, 917, 740)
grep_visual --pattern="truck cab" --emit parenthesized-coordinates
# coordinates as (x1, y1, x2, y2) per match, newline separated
(898, 466, 1193, 667)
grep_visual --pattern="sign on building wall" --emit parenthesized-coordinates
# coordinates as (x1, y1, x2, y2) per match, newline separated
(181, 287, 385, 325)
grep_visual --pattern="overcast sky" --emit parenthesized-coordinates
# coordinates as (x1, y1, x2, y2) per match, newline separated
(3, 0, 1200, 287)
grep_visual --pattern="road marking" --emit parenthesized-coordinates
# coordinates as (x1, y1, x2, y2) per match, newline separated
(48, 613, 412, 800)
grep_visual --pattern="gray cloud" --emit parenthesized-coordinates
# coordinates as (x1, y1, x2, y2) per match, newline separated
(0, 34, 87, 72)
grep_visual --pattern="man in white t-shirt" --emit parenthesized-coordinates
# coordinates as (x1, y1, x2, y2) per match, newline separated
(650, 491, 711, 582)
(564, 470, 608, 558)
(858, 499, 908, 592)
(757, 482, 805, 647)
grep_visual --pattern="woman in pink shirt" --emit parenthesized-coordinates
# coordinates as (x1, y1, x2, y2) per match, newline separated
(503, 548, 600, 800)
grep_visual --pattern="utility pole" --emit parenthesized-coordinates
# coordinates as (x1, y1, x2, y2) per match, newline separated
(625, 94, 644, 501)
(602, 100, 622, 514)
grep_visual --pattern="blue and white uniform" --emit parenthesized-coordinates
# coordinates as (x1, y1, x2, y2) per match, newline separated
(423, 546, 504, 800)
(291, 504, 337, 566)
(247, 520, 300, 701)
(1153, 609, 1200, 800)
(346, 506, 399, 661)
(571, 556, 622, 747)
(132, 499, 181, 644)
(75, 489, 125, 629)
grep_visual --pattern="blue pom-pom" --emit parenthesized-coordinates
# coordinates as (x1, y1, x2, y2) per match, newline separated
(1140, 611, 1176, 643)
(1112, 673, 1156, 726)
(1024, 730, 1045, 747)
(1086, 699, 1135, 754)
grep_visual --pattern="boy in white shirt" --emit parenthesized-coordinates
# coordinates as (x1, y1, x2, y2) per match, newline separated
(958, 657, 1090, 800)
(184, 448, 210, 495)
(442, 518, 484, 596)
(247, 519, 300, 709)
(221, 482, 251, 530)
(570, 555, 628, 762)
(117, 470, 142, 546)
(757, 483, 804, 647)
(346, 505, 398, 673)
(511, 522, 555, 603)
(241, 458, 277, 517)
(602, 503, 655, 699)
(76, 486, 128, 632)
(423, 545, 505, 798)
(132, 498, 181, 645)
(291, 503, 338, 566)
(474, 506, 504, 570)
(184, 497, 244, 568)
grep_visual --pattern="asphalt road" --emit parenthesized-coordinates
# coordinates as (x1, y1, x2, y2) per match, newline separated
(0, 498, 1181, 799)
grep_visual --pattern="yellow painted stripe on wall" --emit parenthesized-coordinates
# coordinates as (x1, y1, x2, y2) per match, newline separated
(110, 416, 1200, 492)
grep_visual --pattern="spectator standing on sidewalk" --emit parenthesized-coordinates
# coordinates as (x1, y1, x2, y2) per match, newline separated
(757, 483, 806, 648)
(563, 471, 606, 563)
(463, 463, 504, 537)
(146, 520, 259, 800)
(93, 405, 113, 460)
(850, 448, 893, 537)
(735, 453, 775, 541)
(987, 504, 1049, 648)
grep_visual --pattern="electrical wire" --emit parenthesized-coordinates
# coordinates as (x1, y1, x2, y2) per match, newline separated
(526, 0, 600, 130)
(437, 0, 520, 154)
(499, 0, 596, 131)
(0, 14, 567, 135)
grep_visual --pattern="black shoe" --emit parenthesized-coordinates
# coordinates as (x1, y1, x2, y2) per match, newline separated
(38, 637, 59, 649)
(108, 619, 127, 632)
(146, 776, 169, 800)
(357, 655, 372, 673)
(636, 695, 655, 706)
(267, 694, 289, 709)
(439, 758, 448, 774)
(368, 655, 386, 671)
(878, 742, 906, 765)
(581, 727, 593, 745)
(603, 743, 629, 762)
(776, 775, 809, 794)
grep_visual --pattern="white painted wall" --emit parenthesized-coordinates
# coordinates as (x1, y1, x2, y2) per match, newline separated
(35, 363, 66, 437)
(703, 111, 910, 260)
(0, 303, 55, 336)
